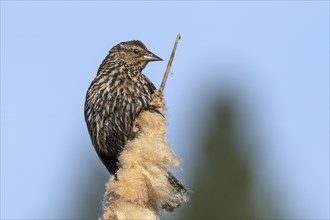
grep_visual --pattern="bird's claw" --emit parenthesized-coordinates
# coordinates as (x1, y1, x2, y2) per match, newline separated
(150, 90, 165, 111)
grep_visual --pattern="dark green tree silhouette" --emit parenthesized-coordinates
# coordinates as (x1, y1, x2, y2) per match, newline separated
(72, 148, 109, 219)
(76, 166, 108, 219)
(179, 98, 276, 219)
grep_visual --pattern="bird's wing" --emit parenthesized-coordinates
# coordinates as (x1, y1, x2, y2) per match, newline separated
(141, 74, 157, 93)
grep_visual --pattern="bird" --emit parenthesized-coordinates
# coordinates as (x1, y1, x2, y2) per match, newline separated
(84, 40, 187, 211)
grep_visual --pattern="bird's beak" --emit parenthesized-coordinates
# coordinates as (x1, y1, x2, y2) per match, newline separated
(144, 51, 163, 62)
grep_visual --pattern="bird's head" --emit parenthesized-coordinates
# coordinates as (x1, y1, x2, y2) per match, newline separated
(110, 40, 163, 70)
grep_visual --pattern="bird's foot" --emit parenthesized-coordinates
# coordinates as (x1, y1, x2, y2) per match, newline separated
(150, 90, 165, 112)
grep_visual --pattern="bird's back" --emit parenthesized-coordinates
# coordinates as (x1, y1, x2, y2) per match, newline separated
(84, 64, 156, 173)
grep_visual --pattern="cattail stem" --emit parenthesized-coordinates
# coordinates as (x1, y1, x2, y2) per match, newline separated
(159, 34, 181, 92)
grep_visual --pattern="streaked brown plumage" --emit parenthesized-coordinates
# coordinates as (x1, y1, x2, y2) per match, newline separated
(84, 40, 187, 211)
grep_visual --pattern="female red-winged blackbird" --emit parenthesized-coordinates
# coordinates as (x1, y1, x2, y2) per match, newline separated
(84, 40, 187, 210)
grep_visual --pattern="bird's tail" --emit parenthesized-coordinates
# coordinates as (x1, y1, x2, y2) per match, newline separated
(162, 172, 189, 211)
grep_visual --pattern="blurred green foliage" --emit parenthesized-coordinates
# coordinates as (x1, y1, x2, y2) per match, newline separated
(178, 99, 277, 219)
(75, 162, 108, 219)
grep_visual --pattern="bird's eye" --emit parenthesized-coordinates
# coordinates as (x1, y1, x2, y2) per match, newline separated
(133, 49, 140, 54)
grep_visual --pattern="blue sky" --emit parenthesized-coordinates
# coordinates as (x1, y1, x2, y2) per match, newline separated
(1, 1, 329, 219)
